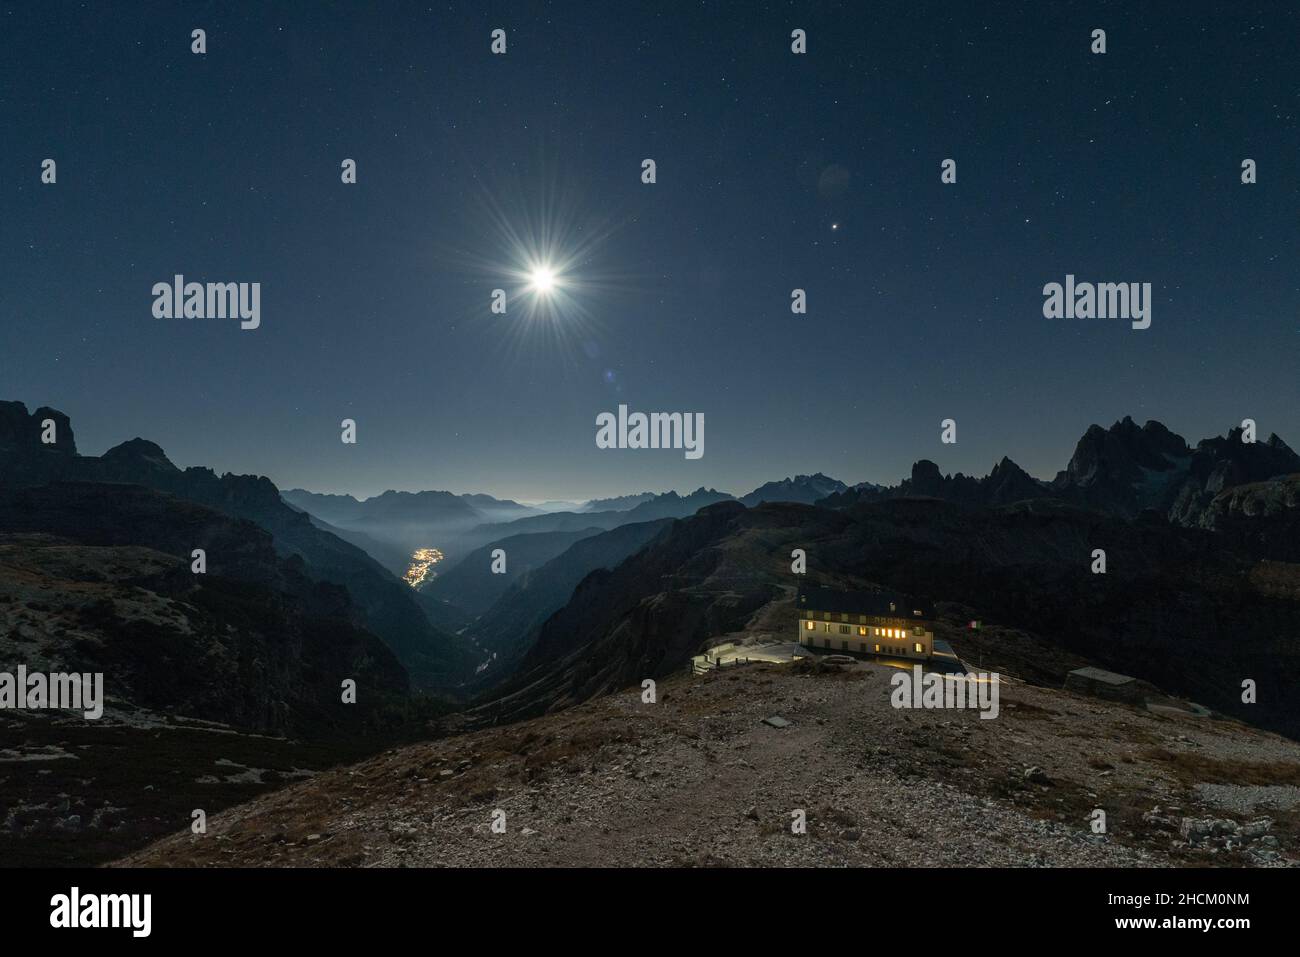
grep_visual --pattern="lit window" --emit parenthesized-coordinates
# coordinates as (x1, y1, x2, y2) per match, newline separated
(805, 620, 814, 631)
(873, 644, 881, 653)
(858, 626, 867, 637)
(914, 642, 923, 653)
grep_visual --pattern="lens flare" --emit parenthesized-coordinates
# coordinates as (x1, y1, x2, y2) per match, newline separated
(531, 266, 557, 292)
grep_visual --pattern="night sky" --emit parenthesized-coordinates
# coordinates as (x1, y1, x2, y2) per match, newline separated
(3, 1, 1297, 502)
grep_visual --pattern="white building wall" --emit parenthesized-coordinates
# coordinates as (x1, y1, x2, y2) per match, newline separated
(798, 617, 933, 659)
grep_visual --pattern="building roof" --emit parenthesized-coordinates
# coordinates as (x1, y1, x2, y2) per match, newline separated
(797, 585, 932, 619)
(1067, 666, 1136, 686)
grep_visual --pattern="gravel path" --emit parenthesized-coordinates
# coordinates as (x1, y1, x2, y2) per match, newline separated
(118, 660, 1300, 868)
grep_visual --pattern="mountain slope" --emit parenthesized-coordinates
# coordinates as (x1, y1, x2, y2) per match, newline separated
(481, 496, 1300, 740)
(740, 472, 847, 507)
(1200, 474, 1300, 562)
(579, 492, 656, 512)
(278, 489, 369, 525)
(421, 527, 604, 617)
(818, 418, 1299, 529)
(118, 661, 1300, 868)
(284, 488, 540, 528)
(620, 487, 736, 521)
(0, 482, 408, 732)
(0, 401, 473, 691)
(465, 518, 674, 683)
(456, 487, 737, 551)
(458, 493, 540, 523)
(483, 502, 771, 719)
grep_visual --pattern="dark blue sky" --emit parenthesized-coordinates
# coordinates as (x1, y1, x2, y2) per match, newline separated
(3, 1, 1297, 501)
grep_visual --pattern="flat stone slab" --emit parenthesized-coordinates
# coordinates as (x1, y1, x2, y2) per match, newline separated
(1068, 666, 1136, 686)
(1196, 783, 1300, 814)
(762, 716, 791, 728)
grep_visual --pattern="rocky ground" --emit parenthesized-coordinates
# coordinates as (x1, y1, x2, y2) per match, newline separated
(0, 709, 378, 867)
(118, 657, 1300, 867)
(0, 530, 415, 866)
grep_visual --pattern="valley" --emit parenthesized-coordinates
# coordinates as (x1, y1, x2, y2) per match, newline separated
(4, 398, 1300, 868)
(402, 547, 444, 588)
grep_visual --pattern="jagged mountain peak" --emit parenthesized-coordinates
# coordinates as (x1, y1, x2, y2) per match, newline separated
(102, 437, 177, 471)
(579, 491, 657, 513)
(370, 488, 463, 502)
(740, 472, 848, 507)
(989, 456, 1031, 479)
(0, 400, 76, 455)
(1060, 417, 1190, 489)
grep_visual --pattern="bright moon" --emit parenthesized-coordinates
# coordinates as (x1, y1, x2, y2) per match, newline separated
(531, 266, 557, 292)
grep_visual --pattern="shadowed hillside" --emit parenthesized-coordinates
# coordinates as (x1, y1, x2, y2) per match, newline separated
(479, 496, 1300, 739)
(0, 401, 475, 691)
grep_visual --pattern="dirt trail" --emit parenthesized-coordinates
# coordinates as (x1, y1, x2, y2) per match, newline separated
(119, 661, 1300, 868)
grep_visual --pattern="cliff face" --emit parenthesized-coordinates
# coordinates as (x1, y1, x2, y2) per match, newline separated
(1199, 474, 1300, 563)
(0, 401, 76, 457)
(819, 417, 1299, 530)
(1168, 432, 1300, 528)
(1056, 417, 1190, 491)
(1052, 418, 1299, 523)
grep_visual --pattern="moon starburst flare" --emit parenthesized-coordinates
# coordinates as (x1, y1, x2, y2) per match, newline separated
(529, 265, 558, 293)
